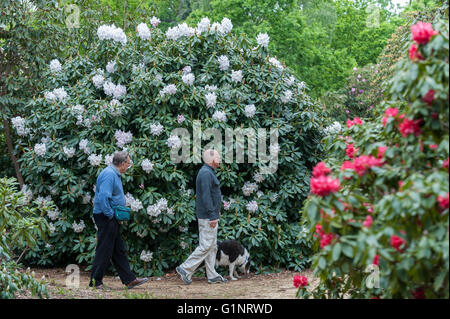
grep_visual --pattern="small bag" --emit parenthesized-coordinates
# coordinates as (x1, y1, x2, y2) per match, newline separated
(113, 205, 131, 221)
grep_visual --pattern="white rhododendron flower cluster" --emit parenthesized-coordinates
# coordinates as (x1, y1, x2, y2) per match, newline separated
(44, 87, 68, 102)
(72, 220, 85, 233)
(197, 17, 211, 33)
(79, 139, 91, 155)
(88, 154, 103, 166)
(256, 33, 270, 48)
(281, 90, 293, 104)
(141, 159, 154, 173)
(205, 92, 217, 108)
(114, 130, 133, 148)
(47, 207, 60, 221)
(63, 146, 75, 158)
(244, 104, 256, 118)
(140, 250, 153, 262)
(182, 72, 195, 86)
(97, 24, 127, 45)
(212, 110, 227, 122)
(242, 182, 258, 196)
(92, 73, 105, 89)
(11, 116, 30, 136)
(166, 135, 182, 149)
(137, 22, 151, 40)
(246, 200, 258, 213)
(324, 121, 343, 135)
(231, 70, 243, 83)
(217, 55, 230, 71)
(49, 59, 62, 73)
(150, 16, 160, 27)
(106, 60, 117, 73)
(269, 57, 284, 70)
(103, 81, 127, 99)
(34, 143, 46, 157)
(160, 84, 177, 97)
(146, 198, 169, 218)
(150, 122, 164, 136)
(125, 193, 143, 212)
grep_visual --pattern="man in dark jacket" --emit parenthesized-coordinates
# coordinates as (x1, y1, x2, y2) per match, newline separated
(176, 149, 227, 284)
(89, 151, 148, 290)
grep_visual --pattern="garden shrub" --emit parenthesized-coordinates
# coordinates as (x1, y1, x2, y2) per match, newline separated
(11, 18, 324, 275)
(298, 18, 449, 299)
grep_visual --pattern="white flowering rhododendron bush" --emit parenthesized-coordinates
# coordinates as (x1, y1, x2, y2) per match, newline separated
(12, 17, 323, 275)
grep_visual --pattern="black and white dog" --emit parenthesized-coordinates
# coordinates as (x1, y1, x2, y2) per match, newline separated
(215, 240, 251, 281)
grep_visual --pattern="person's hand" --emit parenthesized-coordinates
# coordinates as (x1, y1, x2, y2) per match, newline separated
(209, 219, 218, 228)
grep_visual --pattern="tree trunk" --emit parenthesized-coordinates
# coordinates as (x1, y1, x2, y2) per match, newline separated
(3, 119, 24, 188)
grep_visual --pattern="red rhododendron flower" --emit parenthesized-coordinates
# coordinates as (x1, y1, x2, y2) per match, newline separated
(382, 107, 399, 127)
(363, 215, 373, 228)
(293, 275, 308, 288)
(422, 89, 435, 106)
(310, 175, 340, 197)
(346, 143, 358, 159)
(409, 43, 423, 61)
(377, 146, 388, 159)
(312, 161, 331, 178)
(412, 288, 426, 299)
(347, 117, 363, 128)
(411, 21, 439, 45)
(391, 235, 407, 252)
(320, 233, 334, 249)
(429, 144, 438, 150)
(372, 255, 380, 266)
(399, 117, 422, 138)
(443, 157, 449, 169)
(437, 193, 449, 210)
(352, 155, 384, 176)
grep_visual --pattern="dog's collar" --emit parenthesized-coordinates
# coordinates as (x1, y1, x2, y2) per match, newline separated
(238, 255, 249, 268)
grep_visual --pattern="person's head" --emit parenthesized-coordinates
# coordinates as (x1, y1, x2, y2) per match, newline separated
(202, 149, 221, 169)
(113, 151, 132, 174)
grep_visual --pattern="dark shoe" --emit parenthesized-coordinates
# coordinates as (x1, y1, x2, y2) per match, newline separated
(126, 277, 149, 289)
(176, 266, 192, 285)
(208, 276, 228, 284)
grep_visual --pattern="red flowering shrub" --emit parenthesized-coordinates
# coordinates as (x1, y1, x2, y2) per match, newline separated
(299, 20, 449, 299)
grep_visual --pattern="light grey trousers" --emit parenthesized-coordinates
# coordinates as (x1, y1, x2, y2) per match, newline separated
(180, 219, 221, 280)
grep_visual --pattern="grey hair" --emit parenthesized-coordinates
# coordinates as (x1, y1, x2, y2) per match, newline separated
(202, 149, 219, 164)
(113, 151, 129, 166)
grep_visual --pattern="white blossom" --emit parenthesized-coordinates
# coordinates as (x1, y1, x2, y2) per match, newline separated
(223, 201, 231, 211)
(47, 207, 60, 221)
(242, 182, 258, 196)
(36, 195, 52, 207)
(11, 116, 30, 136)
(177, 114, 185, 124)
(244, 104, 256, 118)
(253, 172, 264, 183)
(256, 191, 264, 198)
(49, 59, 62, 73)
(45, 87, 68, 102)
(63, 146, 75, 158)
(79, 139, 91, 155)
(141, 159, 154, 173)
(82, 193, 92, 205)
(108, 99, 122, 116)
(160, 84, 177, 98)
(137, 22, 151, 40)
(281, 90, 293, 104)
(246, 200, 258, 213)
(92, 74, 105, 89)
(197, 17, 210, 33)
(71, 104, 85, 115)
(182, 66, 192, 74)
(140, 250, 153, 262)
(231, 70, 243, 83)
(88, 154, 103, 166)
(49, 223, 56, 234)
(269, 57, 284, 70)
(150, 16, 160, 27)
(125, 193, 143, 212)
(182, 73, 195, 86)
(72, 220, 85, 233)
(180, 241, 188, 249)
(324, 121, 343, 135)
(34, 143, 46, 157)
(114, 130, 133, 148)
(212, 110, 227, 122)
(285, 76, 295, 87)
(218, 55, 230, 71)
(166, 135, 182, 149)
(150, 122, 164, 136)
(220, 18, 233, 35)
(97, 24, 127, 45)
(147, 204, 161, 217)
(256, 33, 270, 48)
(20, 184, 33, 205)
(106, 60, 117, 73)
(205, 85, 218, 91)
(105, 154, 114, 166)
(205, 92, 217, 108)
(103, 81, 127, 100)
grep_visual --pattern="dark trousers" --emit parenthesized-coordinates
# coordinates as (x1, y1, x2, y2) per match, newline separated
(89, 214, 136, 287)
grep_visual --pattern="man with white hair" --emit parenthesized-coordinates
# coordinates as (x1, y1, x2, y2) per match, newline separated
(176, 149, 227, 284)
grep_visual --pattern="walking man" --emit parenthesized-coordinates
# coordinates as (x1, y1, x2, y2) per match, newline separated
(89, 151, 148, 290)
(176, 149, 228, 284)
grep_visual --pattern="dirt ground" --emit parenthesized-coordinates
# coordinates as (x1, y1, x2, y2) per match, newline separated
(17, 267, 318, 299)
